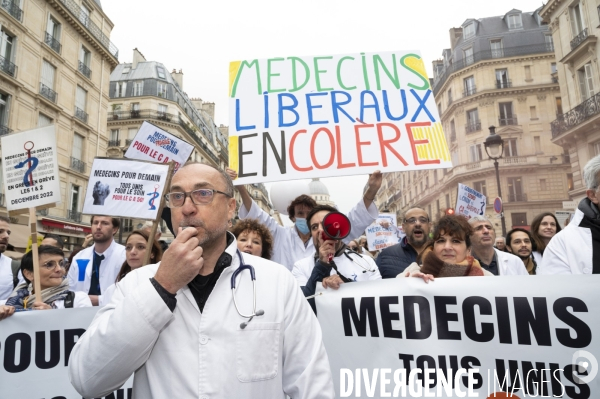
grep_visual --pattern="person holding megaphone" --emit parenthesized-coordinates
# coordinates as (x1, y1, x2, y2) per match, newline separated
(294, 205, 381, 313)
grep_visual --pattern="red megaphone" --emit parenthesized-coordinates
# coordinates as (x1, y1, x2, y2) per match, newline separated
(320, 211, 351, 258)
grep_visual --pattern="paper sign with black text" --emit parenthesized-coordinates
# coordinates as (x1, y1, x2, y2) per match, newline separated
(316, 275, 600, 398)
(366, 213, 403, 250)
(0, 307, 133, 398)
(124, 121, 194, 172)
(83, 158, 169, 220)
(456, 183, 487, 220)
(0, 125, 61, 210)
(229, 50, 452, 184)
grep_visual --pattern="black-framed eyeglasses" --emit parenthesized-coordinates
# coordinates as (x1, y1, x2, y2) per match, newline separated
(404, 217, 430, 225)
(41, 259, 67, 270)
(165, 188, 232, 207)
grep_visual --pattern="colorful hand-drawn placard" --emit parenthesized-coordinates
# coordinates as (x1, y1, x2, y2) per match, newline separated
(124, 121, 194, 172)
(456, 183, 487, 220)
(229, 51, 451, 184)
(366, 213, 403, 250)
(82, 158, 169, 220)
(0, 125, 61, 211)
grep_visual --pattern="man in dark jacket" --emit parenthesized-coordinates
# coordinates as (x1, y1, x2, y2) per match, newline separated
(376, 208, 431, 278)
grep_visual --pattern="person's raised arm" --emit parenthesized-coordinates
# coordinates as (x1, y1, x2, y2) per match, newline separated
(226, 168, 252, 213)
(363, 170, 383, 209)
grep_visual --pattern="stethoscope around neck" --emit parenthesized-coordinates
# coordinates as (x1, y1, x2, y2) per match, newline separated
(231, 250, 264, 329)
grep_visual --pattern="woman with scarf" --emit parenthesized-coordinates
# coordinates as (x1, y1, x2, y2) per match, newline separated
(0, 245, 92, 319)
(401, 215, 493, 282)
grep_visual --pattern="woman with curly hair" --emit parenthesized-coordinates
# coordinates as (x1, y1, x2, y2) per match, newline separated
(230, 218, 274, 260)
(402, 215, 492, 281)
(530, 212, 561, 264)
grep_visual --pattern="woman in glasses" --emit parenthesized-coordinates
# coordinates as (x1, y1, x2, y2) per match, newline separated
(0, 245, 92, 319)
(99, 230, 163, 307)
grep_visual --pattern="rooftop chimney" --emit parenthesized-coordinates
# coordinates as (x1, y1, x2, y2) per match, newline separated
(171, 69, 183, 89)
(132, 48, 146, 69)
(449, 27, 463, 50)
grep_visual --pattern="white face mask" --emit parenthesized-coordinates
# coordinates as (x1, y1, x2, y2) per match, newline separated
(295, 218, 310, 234)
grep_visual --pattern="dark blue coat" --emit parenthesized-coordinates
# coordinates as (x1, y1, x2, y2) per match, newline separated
(376, 237, 419, 278)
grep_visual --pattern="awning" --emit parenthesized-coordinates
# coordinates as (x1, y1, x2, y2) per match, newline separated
(41, 218, 92, 235)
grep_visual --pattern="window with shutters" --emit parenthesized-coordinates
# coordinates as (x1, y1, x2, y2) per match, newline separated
(41, 60, 56, 89)
(115, 81, 126, 98)
(72, 133, 83, 161)
(469, 144, 483, 162)
(578, 63, 594, 101)
(38, 113, 52, 127)
(503, 139, 518, 157)
(507, 14, 523, 30)
(0, 92, 10, 132)
(490, 39, 503, 58)
(132, 80, 143, 96)
(473, 180, 487, 197)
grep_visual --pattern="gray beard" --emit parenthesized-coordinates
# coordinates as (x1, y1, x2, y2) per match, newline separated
(408, 234, 428, 248)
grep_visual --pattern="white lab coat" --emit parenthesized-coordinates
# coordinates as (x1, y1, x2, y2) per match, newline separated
(69, 238, 335, 399)
(67, 240, 126, 304)
(495, 248, 529, 275)
(0, 254, 13, 300)
(239, 198, 378, 271)
(539, 210, 593, 274)
(293, 251, 381, 286)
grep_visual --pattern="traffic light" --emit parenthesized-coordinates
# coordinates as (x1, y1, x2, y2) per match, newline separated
(445, 208, 455, 215)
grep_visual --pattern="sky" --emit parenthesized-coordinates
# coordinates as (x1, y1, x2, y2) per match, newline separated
(102, 0, 547, 217)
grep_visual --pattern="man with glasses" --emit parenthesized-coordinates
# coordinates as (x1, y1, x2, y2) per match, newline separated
(0, 245, 92, 318)
(69, 162, 335, 398)
(67, 216, 126, 306)
(376, 207, 431, 278)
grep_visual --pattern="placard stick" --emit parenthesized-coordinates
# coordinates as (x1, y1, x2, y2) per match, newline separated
(143, 162, 174, 265)
(29, 207, 42, 303)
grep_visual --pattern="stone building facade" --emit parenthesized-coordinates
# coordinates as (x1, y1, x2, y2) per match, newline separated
(0, 0, 118, 251)
(376, 8, 571, 236)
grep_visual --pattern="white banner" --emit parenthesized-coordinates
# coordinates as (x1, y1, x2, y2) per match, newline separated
(366, 213, 403, 250)
(316, 275, 600, 398)
(83, 158, 170, 220)
(1, 125, 61, 210)
(0, 307, 133, 398)
(456, 183, 486, 220)
(229, 51, 451, 184)
(124, 121, 194, 172)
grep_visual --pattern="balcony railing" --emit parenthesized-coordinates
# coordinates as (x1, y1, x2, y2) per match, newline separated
(67, 209, 82, 223)
(74, 107, 88, 123)
(1, 0, 23, 21)
(108, 139, 121, 147)
(496, 79, 512, 89)
(0, 54, 16, 78)
(463, 86, 477, 97)
(71, 157, 85, 173)
(40, 83, 57, 103)
(571, 28, 589, 50)
(507, 193, 528, 202)
(432, 43, 555, 95)
(0, 124, 12, 136)
(551, 91, 600, 138)
(499, 117, 518, 126)
(44, 32, 61, 54)
(552, 76, 559, 84)
(465, 120, 481, 134)
(78, 61, 91, 78)
(55, 0, 119, 59)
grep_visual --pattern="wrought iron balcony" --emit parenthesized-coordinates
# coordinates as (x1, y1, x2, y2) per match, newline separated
(463, 86, 477, 97)
(67, 209, 82, 223)
(108, 139, 121, 147)
(74, 107, 88, 123)
(432, 43, 556, 95)
(55, 0, 119, 59)
(496, 79, 512, 89)
(0, 124, 12, 136)
(0, 54, 16, 78)
(499, 117, 518, 126)
(40, 83, 57, 103)
(465, 120, 481, 134)
(507, 193, 527, 202)
(78, 61, 91, 78)
(551, 91, 600, 138)
(571, 28, 589, 50)
(1, 0, 23, 21)
(71, 157, 85, 173)
(552, 76, 559, 84)
(45, 32, 61, 54)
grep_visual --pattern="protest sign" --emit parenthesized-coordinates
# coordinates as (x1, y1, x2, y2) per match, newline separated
(83, 158, 170, 220)
(456, 183, 486, 220)
(0, 308, 133, 398)
(366, 213, 403, 250)
(228, 51, 451, 184)
(316, 275, 600, 398)
(124, 121, 194, 172)
(0, 125, 61, 211)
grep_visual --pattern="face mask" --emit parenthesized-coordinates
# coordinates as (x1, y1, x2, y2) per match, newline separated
(295, 218, 310, 234)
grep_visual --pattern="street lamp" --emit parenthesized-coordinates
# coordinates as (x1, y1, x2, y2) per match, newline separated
(484, 126, 507, 236)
